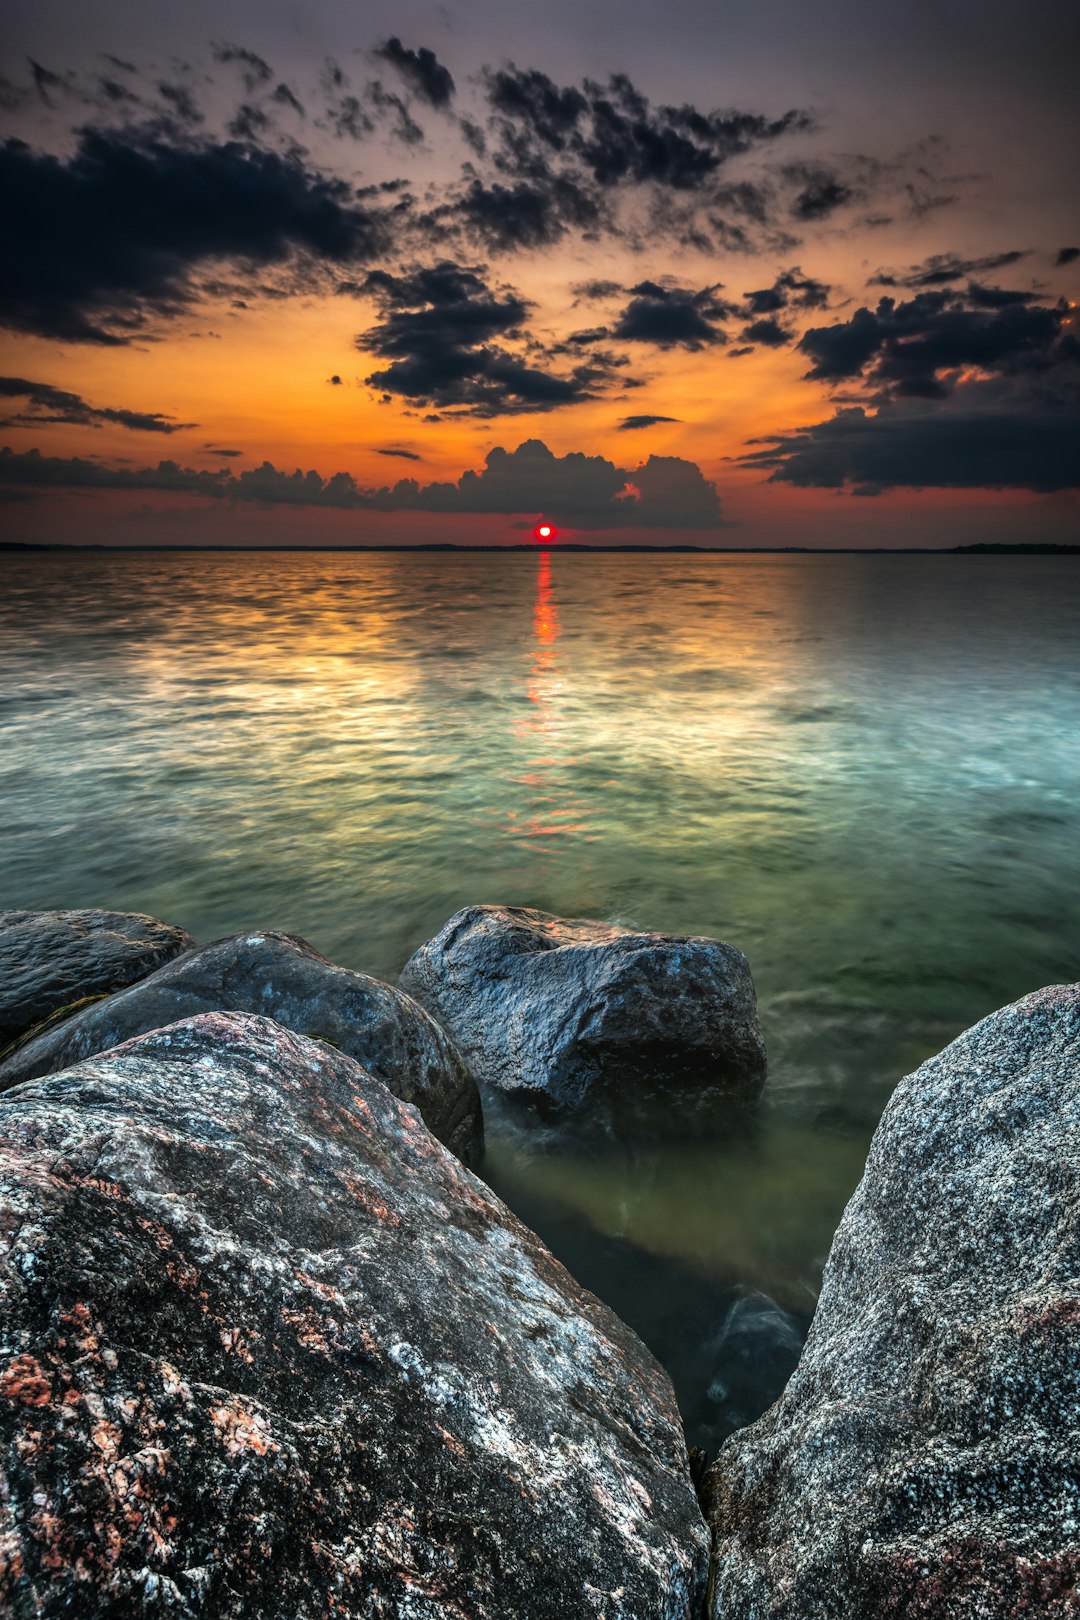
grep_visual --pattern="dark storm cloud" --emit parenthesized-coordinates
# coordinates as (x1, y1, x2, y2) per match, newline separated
(739, 317, 790, 347)
(0, 128, 393, 344)
(0, 446, 227, 495)
(742, 268, 830, 314)
(0, 376, 192, 432)
(446, 175, 603, 252)
(483, 66, 811, 192)
(0, 437, 723, 528)
(871, 249, 1028, 289)
(353, 261, 618, 415)
(374, 39, 455, 109)
(390, 439, 723, 528)
(781, 164, 853, 220)
(798, 288, 1071, 397)
(1057, 247, 1080, 266)
(618, 414, 681, 429)
(741, 372, 1080, 493)
(612, 281, 730, 349)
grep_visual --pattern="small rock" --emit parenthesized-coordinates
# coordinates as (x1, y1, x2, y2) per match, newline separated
(704, 982, 1080, 1619)
(400, 904, 766, 1123)
(0, 1011, 708, 1618)
(0, 930, 482, 1165)
(0, 907, 193, 1050)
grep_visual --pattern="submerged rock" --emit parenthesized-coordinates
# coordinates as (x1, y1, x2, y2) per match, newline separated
(705, 982, 1080, 1619)
(0, 1012, 708, 1618)
(0, 908, 193, 1050)
(0, 930, 481, 1165)
(400, 904, 766, 1124)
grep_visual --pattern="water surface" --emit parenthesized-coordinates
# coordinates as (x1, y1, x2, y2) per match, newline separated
(3, 547, 1078, 1446)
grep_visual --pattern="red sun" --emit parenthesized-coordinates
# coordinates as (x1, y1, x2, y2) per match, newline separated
(534, 522, 556, 542)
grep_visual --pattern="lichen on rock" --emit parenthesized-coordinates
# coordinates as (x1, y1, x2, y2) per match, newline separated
(704, 981, 1080, 1620)
(0, 1010, 708, 1618)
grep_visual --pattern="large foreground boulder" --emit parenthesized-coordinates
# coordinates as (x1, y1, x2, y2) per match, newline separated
(705, 982, 1080, 1619)
(0, 1012, 707, 1618)
(400, 905, 766, 1123)
(0, 931, 482, 1165)
(0, 908, 193, 1049)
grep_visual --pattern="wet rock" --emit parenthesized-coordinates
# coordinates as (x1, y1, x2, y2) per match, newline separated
(0, 1011, 709, 1618)
(0, 931, 482, 1166)
(400, 904, 766, 1124)
(0, 908, 193, 1050)
(704, 982, 1080, 1619)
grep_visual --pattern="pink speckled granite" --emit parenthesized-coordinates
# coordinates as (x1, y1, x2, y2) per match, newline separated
(0, 1011, 707, 1618)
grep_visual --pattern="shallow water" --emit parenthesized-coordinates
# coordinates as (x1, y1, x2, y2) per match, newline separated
(3, 547, 1079, 1446)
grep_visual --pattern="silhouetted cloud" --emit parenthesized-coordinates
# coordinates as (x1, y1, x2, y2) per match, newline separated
(482, 66, 811, 192)
(740, 317, 790, 347)
(0, 446, 226, 495)
(0, 437, 723, 528)
(782, 164, 852, 220)
(742, 268, 830, 314)
(0, 128, 393, 343)
(1057, 247, 1080, 266)
(376, 447, 422, 460)
(871, 250, 1028, 289)
(375, 39, 455, 108)
(798, 288, 1071, 397)
(392, 439, 723, 527)
(354, 261, 619, 415)
(741, 372, 1080, 493)
(443, 175, 603, 252)
(613, 281, 730, 349)
(0, 376, 192, 432)
(618, 414, 681, 430)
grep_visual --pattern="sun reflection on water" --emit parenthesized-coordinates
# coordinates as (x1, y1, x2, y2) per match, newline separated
(509, 549, 591, 846)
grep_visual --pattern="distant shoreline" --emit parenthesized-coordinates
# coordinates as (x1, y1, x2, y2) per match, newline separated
(2, 542, 1077, 556)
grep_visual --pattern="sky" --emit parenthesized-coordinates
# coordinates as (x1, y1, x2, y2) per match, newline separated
(1, 0, 1077, 547)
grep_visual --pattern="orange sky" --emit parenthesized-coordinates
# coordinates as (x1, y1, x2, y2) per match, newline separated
(1, 2, 1077, 545)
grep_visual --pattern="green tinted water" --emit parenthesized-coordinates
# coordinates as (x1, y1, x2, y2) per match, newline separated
(3, 548, 1078, 1442)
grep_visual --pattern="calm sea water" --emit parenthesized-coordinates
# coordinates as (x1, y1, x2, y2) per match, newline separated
(3, 547, 1079, 1446)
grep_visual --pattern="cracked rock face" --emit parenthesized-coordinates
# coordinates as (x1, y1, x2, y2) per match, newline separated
(0, 931, 482, 1166)
(0, 909, 194, 1050)
(705, 982, 1080, 1620)
(400, 905, 766, 1125)
(0, 1011, 708, 1619)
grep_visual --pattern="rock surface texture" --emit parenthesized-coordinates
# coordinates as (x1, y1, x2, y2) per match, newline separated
(0, 1012, 707, 1618)
(0, 931, 482, 1165)
(0, 909, 193, 1050)
(400, 904, 766, 1122)
(705, 981, 1080, 1620)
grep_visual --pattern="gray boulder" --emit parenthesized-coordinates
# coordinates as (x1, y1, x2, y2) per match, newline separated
(0, 908, 193, 1049)
(0, 931, 482, 1165)
(705, 982, 1080, 1619)
(400, 905, 766, 1123)
(0, 1012, 709, 1618)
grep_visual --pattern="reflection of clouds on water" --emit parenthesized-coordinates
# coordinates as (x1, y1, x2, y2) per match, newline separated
(507, 549, 590, 848)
